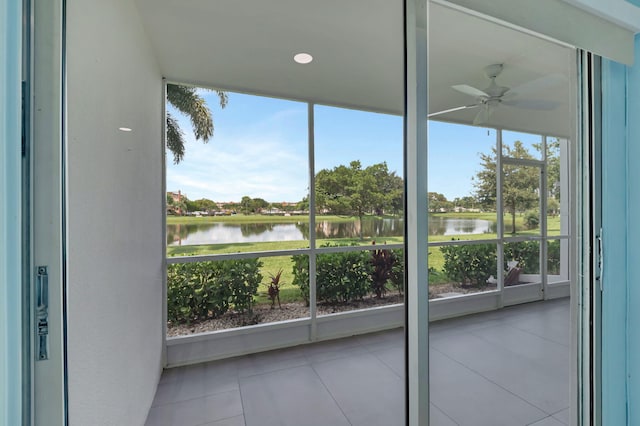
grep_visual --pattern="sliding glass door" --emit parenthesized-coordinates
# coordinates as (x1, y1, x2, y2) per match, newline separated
(1, 1, 25, 425)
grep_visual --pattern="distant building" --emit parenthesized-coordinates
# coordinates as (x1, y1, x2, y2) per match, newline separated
(167, 190, 187, 215)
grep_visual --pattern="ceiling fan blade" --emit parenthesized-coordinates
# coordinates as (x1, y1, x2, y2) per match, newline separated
(501, 99, 561, 110)
(451, 84, 490, 98)
(473, 104, 493, 126)
(506, 73, 566, 98)
(428, 104, 479, 118)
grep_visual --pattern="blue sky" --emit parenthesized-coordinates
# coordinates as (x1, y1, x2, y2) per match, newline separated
(167, 90, 542, 202)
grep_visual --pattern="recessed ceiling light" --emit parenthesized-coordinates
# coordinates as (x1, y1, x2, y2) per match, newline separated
(119, 127, 132, 132)
(294, 53, 313, 64)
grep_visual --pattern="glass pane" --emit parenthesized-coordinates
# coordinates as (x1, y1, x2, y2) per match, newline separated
(314, 105, 404, 248)
(502, 130, 543, 160)
(315, 248, 404, 316)
(546, 138, 566, 236)
(547, 239, 561, 275)
(166, 91, 309, 255)
(428, 122, 497, 241)
(429, 243, 498, 299)
(547, 239, 569, 282)
(167, 255, 309, 336)
(504, 241, 541, 285)
(502, 164, 541, 236)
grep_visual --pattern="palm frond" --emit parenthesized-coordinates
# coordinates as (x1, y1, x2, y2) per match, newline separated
(215, 90, 229, 108)
(166, 113, 185, 164)
(166, 83, 227, 163)
(167, 84, 214, 141)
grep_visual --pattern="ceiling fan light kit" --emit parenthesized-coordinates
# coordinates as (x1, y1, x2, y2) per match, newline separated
(429, 63, 563, 125)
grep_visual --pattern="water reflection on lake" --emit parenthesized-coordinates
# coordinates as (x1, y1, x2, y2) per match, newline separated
(167, 216, 496, 246)
(428, 216, 496, 236)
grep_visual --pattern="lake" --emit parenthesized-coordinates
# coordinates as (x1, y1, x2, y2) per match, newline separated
(167, 216, 496, 246)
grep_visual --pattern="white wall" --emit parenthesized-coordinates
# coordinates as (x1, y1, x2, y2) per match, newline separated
(66, 0, 163, 424)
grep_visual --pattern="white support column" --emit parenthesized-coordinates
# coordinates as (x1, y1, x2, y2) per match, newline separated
(405, 0, 429, 424)
(307, 103, 317, 341)
(541, 136, 549, 299)
(496, 129, 504, 307)
(162, 79, 168, 366)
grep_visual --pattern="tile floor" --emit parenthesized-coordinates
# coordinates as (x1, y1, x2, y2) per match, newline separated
(146, 298, 569, 426)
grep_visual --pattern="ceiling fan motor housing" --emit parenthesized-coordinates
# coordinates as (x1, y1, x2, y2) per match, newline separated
(484, 63, 504, 79)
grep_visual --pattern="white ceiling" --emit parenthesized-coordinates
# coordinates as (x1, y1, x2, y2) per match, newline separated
(135, 0, 575, 137)
(561, 0, 640, 32)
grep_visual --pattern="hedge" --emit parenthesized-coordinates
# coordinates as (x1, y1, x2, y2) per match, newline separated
(292, 246, 405, 304)
(167, 258, 263, 323)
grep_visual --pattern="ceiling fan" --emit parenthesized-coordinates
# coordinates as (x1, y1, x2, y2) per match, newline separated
(429, 64, 564, 125)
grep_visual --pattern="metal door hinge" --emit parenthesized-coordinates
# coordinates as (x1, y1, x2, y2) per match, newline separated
(36, 266, 49, 360)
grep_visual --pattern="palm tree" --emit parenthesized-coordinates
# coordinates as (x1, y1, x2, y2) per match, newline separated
(166, 84, 228, 164)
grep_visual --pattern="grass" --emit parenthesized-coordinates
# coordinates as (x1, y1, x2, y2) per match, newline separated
(166, 212, 564, 304)
(166, 214, 393, 225)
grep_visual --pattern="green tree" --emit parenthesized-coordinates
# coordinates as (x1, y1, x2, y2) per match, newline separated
(316, 161, 400, 239)
(240, 196, 252, 214)
(453, 196, 478, 210)
(368, 163, 403, 215)
(193, 198, 218, 212)
(251, 198, 269, 213)
(474, 141, 539, 234)
(428, 192, 452, 212)
(166, 84, 228, 164)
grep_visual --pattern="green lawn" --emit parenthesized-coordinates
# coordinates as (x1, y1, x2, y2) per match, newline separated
(166, 214, 387, 225)
(167, 212, 564, 304)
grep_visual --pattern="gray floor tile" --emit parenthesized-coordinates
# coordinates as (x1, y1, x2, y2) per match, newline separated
(313, 352, 404, 426)
(470, 324, 570, 379)
(552, 408, 570, 425)
(430, 403, 459, 426)
(204, 359, 241, 395)
(432, 332, 569, 414)
(146, 390, 243, 426)
(199, 415, 246, 426)
(150, 299, 570, 426)
(159, 363, 206, 385)
(372, 345, 404, 378)
(240, 366, 350, 426)
(430, 349, 546, 426)
(355, 328, 403, 351)
(304, 338, 369, 364)
(235, 347, 309, 378)
(510, 309, 570, 347)
(527, 416, 566, 426)
(153, 359, 241, 406)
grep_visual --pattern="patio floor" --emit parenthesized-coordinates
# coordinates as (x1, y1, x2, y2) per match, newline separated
(146, 298, 570, 426)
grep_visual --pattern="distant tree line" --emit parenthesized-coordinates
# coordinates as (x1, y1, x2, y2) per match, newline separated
(166, 193, 306, 216)
(429, 139, 561, 225)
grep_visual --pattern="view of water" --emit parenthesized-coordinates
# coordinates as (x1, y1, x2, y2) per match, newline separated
(167, 216, 496, 246)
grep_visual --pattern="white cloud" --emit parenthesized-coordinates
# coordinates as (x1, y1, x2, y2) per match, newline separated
(167, 119, 309, 202)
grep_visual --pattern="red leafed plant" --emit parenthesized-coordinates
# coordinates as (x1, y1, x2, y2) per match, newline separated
(371, 241, 395, 299)
(268, 269, 283, 309)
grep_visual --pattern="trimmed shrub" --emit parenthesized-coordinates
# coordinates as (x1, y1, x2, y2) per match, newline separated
(440, 243, 497, 287)
(292, 247, 372, 304)
(547, 240, 561, 275)
(524, 210, 540, 230)
(291, 255, 310, 305)
(504, 241, 539, 274)
(167, 258, 262, 324)
(317, 250, 372, 303)
(388, 249, 405, 295)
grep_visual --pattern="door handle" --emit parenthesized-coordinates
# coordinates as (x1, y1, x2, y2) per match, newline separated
(36, 266, 49, 361)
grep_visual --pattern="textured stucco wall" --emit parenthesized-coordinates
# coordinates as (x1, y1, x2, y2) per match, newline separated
(66, 0, 163, 423)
